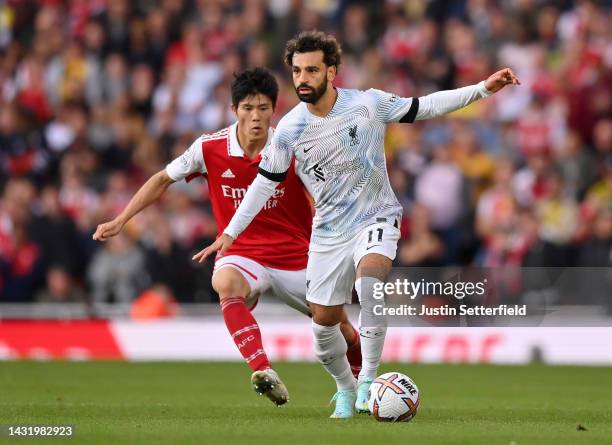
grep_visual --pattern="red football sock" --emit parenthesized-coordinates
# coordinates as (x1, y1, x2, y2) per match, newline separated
(345, 326, 362, 379)
(221, 297, 271, 372)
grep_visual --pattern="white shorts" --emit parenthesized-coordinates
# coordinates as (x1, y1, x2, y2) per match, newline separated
(214, 255, 310, 315)
(306, 220, 401, 307)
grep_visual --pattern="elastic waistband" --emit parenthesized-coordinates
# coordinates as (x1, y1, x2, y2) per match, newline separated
(374, 217, 400, 229)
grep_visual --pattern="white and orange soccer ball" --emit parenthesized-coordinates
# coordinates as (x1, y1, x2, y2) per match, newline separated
(367, 372, 420, 422)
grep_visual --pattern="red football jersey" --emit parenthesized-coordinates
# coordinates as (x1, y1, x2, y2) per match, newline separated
(166, 123, 312, 270)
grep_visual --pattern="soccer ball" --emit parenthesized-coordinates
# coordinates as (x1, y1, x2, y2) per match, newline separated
(367, 372, 420, 422)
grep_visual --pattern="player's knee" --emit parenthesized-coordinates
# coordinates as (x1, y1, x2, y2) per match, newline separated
(310, 303, 343, 326)
(356, 254, 392, 281)
(212, 268, 250, 298)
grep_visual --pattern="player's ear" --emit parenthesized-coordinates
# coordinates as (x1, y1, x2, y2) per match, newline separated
(327, 65, 337, 82)
(231, 104, 237, 116)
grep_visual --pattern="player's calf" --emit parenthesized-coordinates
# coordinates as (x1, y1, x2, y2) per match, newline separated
(340, 320, 362, 379)
(215, 270, 271, 368)
(311, 305, 357, 417)
(356, 276, 388, 383)
(215, 268, 290, 406)
(220, 296, 272, 372)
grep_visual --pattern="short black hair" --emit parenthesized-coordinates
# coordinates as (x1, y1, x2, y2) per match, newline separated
(230, 68, 279, 109)
(284, 30, 342, 69)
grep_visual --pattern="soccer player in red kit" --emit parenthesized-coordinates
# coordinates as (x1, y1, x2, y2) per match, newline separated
(93, 68, 361, 406)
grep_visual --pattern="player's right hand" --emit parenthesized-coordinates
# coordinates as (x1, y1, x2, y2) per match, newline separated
(92, 219, 123, 241)
(192, 234, 234, 263)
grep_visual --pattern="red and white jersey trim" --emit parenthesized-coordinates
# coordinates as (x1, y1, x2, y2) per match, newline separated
(165, 123, 312, 270)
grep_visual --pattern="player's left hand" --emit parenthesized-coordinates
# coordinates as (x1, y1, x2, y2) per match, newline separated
(484, 68, 521, 93)
(192, 233, 235, 263)
(92, 218, 124, 241)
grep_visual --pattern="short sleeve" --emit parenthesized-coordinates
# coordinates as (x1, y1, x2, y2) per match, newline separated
(258, 127, 294, 182)
(165, 137, 207, 181)
(368, 88, 419, 124)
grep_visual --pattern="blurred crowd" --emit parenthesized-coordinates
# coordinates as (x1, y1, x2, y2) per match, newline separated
(0, 0, 610, 306)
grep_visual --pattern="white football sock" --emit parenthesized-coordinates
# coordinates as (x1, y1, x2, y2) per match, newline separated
(312, 321, 356, 391)
(356, 277, 387, 382)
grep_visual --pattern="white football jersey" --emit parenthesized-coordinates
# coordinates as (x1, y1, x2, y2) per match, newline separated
(260, 87, 418, 245)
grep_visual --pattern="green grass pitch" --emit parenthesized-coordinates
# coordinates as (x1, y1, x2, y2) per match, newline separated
(1, 361, 611, 444)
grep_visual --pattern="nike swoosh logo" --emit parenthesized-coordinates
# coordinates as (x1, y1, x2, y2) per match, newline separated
(366, 245, 382, 250)
(304, 146, 315, 153)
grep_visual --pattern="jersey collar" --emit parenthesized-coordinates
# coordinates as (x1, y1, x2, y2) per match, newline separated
(303, 87, 342, 119)
(228, 122, 274, 157)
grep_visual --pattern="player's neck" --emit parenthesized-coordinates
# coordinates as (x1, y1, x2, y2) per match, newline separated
(307, 86, 338, 118)
(236, 127, 267, 159)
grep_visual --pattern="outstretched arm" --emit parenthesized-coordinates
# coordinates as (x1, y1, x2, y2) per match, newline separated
(192, 174, 279, 262)
(93, 170, 174, 241)
(415, 68, 520, 121)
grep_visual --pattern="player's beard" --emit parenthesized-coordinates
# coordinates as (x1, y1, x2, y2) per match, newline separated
(295, 80, 327, 104)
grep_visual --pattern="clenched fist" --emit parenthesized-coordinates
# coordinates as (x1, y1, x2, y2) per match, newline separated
(92, 219, 124, 241)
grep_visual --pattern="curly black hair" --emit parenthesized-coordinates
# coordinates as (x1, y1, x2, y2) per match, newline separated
(230, 67, 279, 109)
(284, 30, 342, 69)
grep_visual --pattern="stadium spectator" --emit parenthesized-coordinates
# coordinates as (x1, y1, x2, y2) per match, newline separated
(398, 203, 444, 267)
(141, 209, 197, 303)
(28, 184, 84, 277)
(415, 144, 465, 264)
(0, 178, 42, 301)
(36, 265, 87, 304)
(536, 169, 580, 266)
(87, 231, 150, 304)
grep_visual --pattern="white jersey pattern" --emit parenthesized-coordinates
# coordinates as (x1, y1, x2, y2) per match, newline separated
(260, 88, 416, 246)
(224, 81, 492, 245)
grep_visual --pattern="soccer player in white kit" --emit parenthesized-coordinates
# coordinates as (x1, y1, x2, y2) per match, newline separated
(194, 31, 520, 418)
